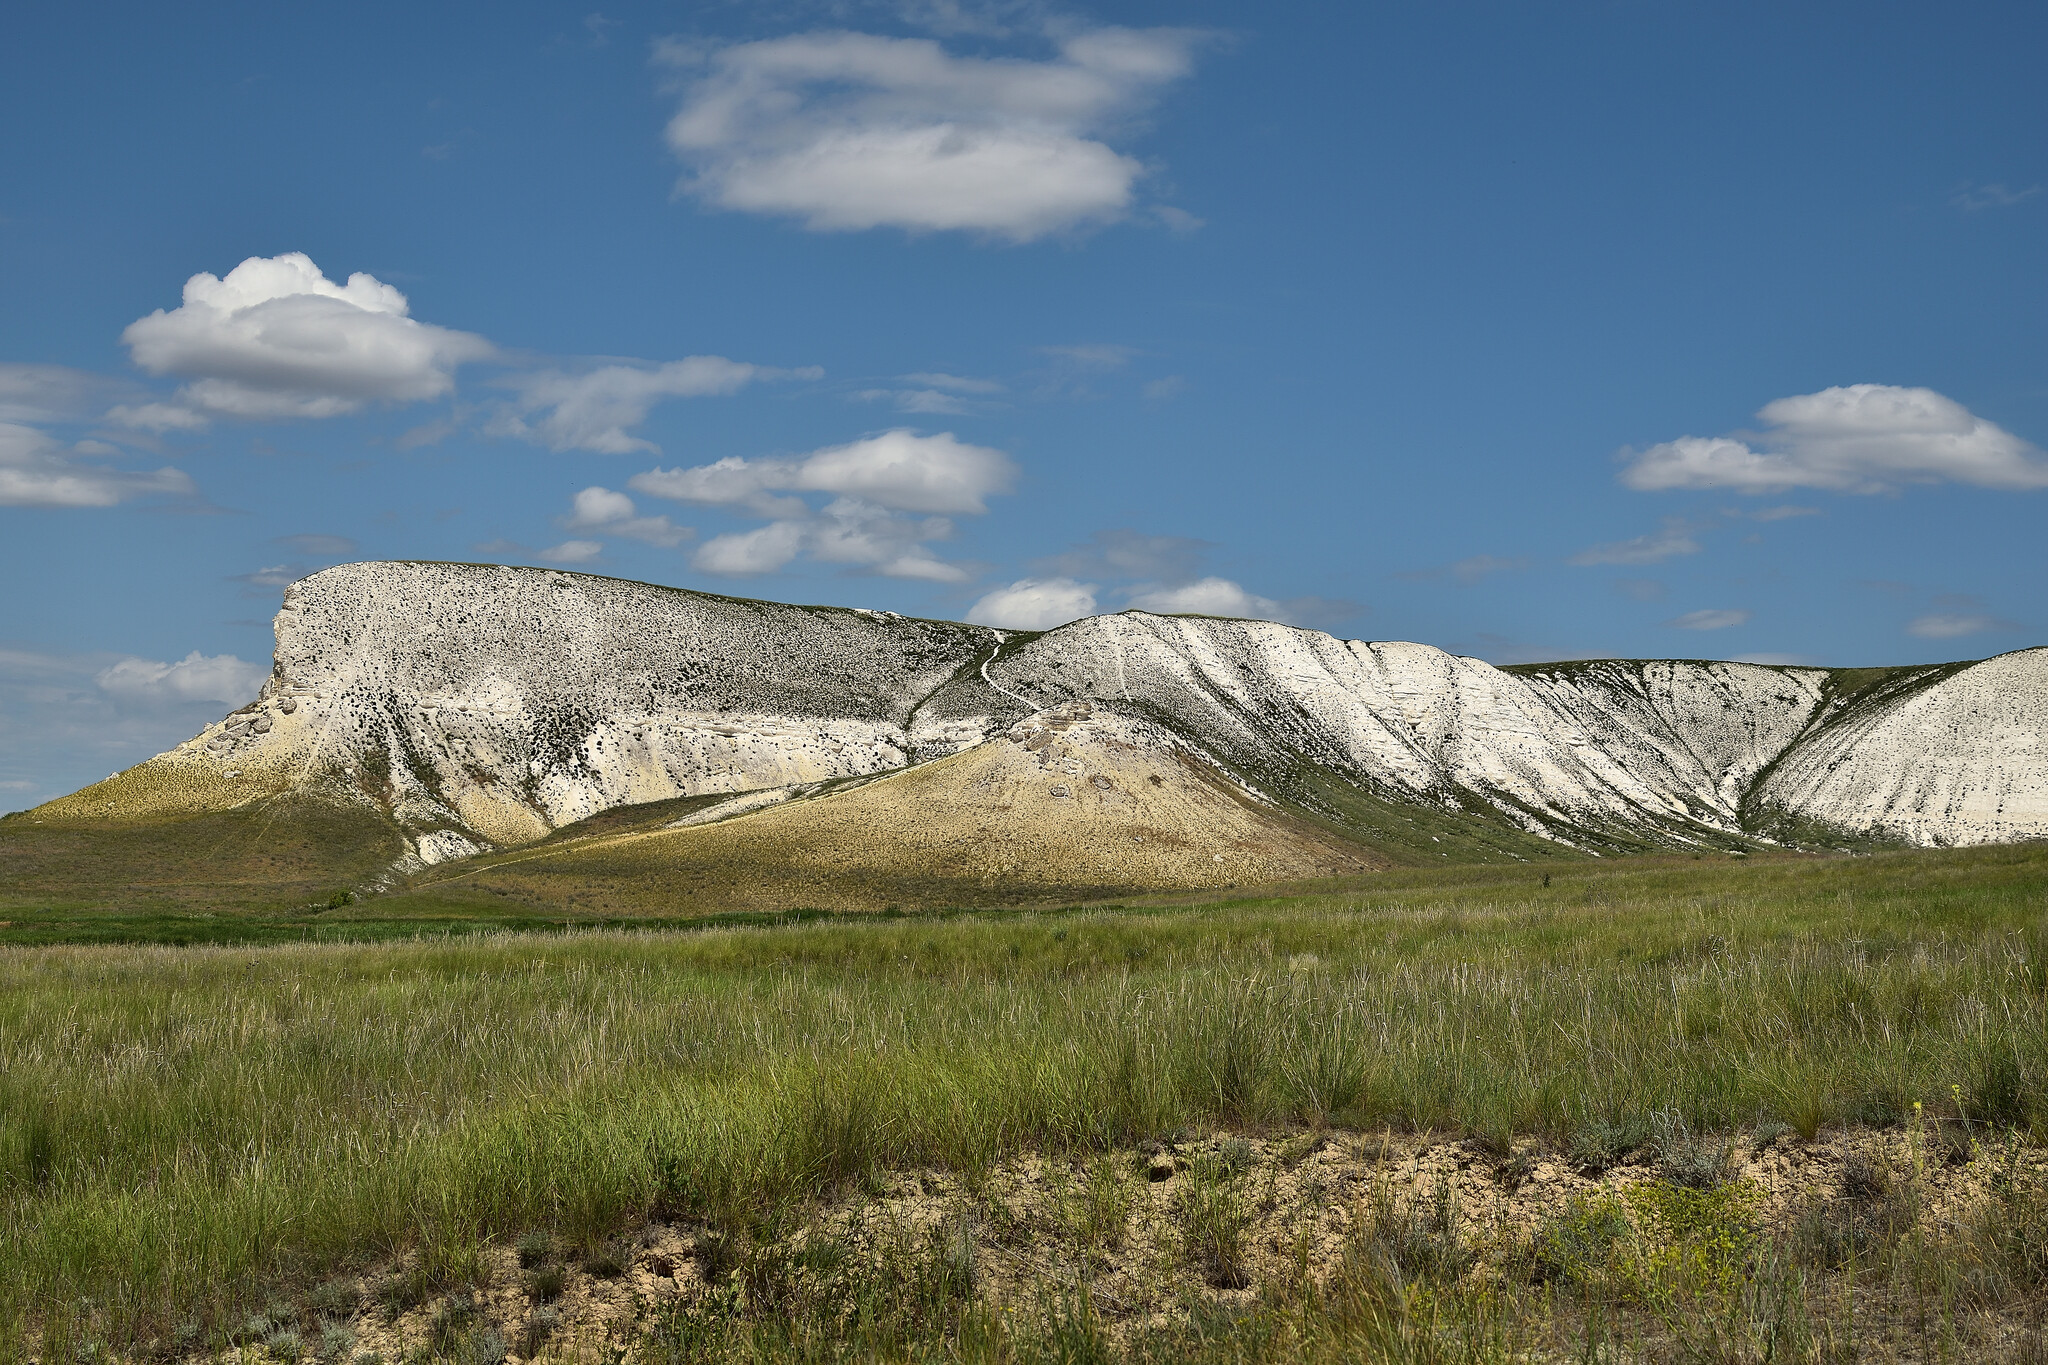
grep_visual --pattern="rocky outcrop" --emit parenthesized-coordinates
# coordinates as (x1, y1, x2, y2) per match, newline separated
(107, 563, 1004, 857)
(36, 562, 2048, 872)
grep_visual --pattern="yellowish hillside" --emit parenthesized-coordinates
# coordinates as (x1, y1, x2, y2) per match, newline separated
(415, 703, 1381, 912)
(30, 749, 296, 822)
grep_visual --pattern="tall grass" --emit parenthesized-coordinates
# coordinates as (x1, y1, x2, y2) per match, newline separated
(2, 845, 2045, 1351)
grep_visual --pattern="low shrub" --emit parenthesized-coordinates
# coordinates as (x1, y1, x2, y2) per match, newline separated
(523, 1263, 566, 1302)
(1525, 1192, 1630, 1287)
(1569, 1116, 1653, 1175)
(514, 1230, 553, 1270)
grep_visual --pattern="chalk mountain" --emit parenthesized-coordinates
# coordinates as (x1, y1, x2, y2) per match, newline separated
(21, 561, 2048, 909)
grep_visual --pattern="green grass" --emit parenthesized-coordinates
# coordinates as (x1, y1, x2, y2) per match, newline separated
(3, 843, 2046, 1357)
(0, 795, 407, 918)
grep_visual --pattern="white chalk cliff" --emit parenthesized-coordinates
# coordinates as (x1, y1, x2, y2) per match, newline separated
(65, 562, 2048, 868)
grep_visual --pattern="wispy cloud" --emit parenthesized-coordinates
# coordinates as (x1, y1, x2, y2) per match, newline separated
(272, 533, 357, 557)
(0, 362, 129, 424)
(1037, 343, 1136, 370)
(0, 421, 193, 508)
(1906, 612, 2014, 640)
(1952, 181, 2042, 212)
(1569, 517, 1702, 566)
(471, 537, 606, 566)
(1666, 609, 1750, 631)
(1401, 554, 1530, 585)
(229, 563, 316, 593)
(0, 644, 269, 807)
(1034, 528, 1210, 583)
(492, 357, 818, 454)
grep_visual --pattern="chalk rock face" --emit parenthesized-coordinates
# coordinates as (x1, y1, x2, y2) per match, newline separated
(48, 562, 2048, 863)
(976, 615, 1831, 844)
(1512, 660, 1829, 829)
(163, 561, 1005, 851)
(1755, 649, 2048, 846)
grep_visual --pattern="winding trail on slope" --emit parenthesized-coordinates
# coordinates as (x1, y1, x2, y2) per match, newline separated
(980, 633, 1039, 713)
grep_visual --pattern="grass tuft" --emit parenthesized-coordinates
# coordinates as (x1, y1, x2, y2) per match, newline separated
(1176, 1147, 1254, 1288)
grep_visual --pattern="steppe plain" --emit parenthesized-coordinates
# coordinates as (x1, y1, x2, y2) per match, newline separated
(5, 846, 2047, 1364)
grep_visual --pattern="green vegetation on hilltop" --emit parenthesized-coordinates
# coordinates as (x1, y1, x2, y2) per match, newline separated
(4, 844, 2046, 1359)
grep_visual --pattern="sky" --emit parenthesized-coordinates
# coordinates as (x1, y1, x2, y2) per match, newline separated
(2, 0, 2045, 807)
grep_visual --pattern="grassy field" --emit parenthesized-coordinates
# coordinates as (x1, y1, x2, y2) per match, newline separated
(0, 796, 408, 923)
(4, 844, 2046, 1360)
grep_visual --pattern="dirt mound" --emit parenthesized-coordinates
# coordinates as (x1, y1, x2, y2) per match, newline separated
(158, 1124, 2048, 1365)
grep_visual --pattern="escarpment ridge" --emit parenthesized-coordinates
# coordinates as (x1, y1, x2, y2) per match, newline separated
(21, 561, 2048, 904)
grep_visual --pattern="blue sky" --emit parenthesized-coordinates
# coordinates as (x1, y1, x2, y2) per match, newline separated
(3, 0, 2045, 805)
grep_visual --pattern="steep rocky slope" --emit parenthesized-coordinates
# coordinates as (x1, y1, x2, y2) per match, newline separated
(969, 615, 1834, 851)
(23, 562, 2048, 897)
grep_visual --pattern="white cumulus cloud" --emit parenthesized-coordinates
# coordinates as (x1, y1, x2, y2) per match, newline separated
(1011, 527, 1353, 628)
(95, 651, 266, 706)
(1125, 576, 1283, 619)
(636, 429, 1015, 515)
(658, 27, 1201, 241)
(796, 429, 1012, 512)
(1620, 385, 2048, 494)
(0, 421, 193, 508)
(691, 499, 966, 581)
(561, 486, 692, 547)
(118, 253, 495, 422)
(967, 577, 1099, 630)
(636, 430, 1013, 582)
(692, 519, 811, 576)
(107, 252, 809, 451)
(538, 540, 605, 565)
(1666, 609, 1751, 631)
